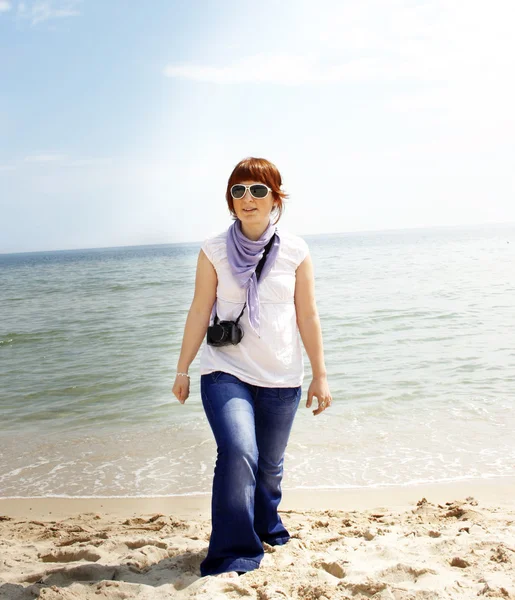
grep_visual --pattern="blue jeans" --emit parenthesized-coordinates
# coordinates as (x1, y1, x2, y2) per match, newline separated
(199, 370, 301, 576)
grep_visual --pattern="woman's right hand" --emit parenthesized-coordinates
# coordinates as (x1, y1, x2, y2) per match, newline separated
(173, 374, 190, 404)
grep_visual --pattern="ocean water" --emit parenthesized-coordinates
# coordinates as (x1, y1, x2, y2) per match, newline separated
(1, 224, 514, 498)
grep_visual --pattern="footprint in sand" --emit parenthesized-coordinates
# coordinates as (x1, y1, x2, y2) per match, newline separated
(338, 579, 389, 597)
(38, 548, 102, 563)
(125, 538, 168, 550)
(318, 560, 346, 579)
(377, 563, 439, 583)
(25, 563, 118, 585)
(124, 545, 169, 569)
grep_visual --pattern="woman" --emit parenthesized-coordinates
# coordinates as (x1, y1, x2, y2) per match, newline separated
(172, 157, 331, 578)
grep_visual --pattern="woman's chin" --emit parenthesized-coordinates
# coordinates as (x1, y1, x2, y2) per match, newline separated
(237, 211, 271, 226)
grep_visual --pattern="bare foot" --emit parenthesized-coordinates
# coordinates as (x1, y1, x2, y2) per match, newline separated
(215, 571, 239, 579)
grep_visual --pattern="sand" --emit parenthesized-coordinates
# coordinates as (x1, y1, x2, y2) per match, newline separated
(1, 478, 514, 599)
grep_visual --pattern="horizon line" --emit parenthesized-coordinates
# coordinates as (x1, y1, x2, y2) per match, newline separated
(1, 220, 514, 256)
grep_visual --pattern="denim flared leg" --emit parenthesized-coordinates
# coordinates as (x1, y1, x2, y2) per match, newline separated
(253, 385, 301, 545)
(200, 372, 263, 576)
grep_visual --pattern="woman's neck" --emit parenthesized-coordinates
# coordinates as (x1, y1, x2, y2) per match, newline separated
(240, 220, 271, 241)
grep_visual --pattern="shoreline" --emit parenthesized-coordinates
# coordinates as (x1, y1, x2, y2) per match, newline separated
(2, 475, 514, 520)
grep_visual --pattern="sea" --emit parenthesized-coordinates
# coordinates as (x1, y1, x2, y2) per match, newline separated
(1, 223, 514, 498)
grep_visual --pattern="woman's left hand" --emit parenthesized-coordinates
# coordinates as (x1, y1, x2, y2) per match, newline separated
(306, 376, 332, 416)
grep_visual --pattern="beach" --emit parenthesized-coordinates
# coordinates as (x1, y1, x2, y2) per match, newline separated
(2, 228, 515, 598)
(1, 478, 514, 599)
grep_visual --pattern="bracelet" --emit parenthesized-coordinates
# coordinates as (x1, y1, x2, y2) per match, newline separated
(176, 372, 190, 379)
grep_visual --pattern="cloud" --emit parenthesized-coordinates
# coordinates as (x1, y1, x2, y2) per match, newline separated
(165, 54, 317, 85)
(163, 0, 515, 88)
(163, 53, 401, 85)
(0, 1, 11, 13)
(17, 0, 82, 25)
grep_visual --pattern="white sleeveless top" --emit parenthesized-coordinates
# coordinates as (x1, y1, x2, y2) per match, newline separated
(199, 227, 310, 387)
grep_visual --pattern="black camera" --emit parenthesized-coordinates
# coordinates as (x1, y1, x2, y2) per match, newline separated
(206, 232, 276, 348)
(206, 319, 244, 346)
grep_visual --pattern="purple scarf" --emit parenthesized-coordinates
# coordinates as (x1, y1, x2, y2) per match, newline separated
(211, 219, 280, 337)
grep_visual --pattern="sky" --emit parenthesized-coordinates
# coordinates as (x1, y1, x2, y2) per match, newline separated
(1, 0, 514, 253)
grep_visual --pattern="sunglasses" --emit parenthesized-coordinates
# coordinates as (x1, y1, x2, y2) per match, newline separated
(230, 183, 272, 200)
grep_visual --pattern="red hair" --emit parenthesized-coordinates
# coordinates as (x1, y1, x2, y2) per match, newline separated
(225, 157, 288, 225)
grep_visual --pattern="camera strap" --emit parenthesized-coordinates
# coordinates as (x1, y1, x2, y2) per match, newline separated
(215, 233, 276, 326)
